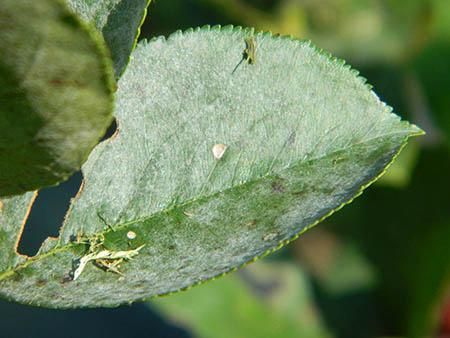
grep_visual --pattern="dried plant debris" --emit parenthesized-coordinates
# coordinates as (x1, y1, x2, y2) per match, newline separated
(70, 232, 144, 280)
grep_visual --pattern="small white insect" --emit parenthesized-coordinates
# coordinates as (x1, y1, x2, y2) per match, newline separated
(127, 231, 137, 240)
(212, 143, 227, 160)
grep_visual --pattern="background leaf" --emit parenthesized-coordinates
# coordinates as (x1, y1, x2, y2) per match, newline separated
(0, 26, 421, 308)
(0, 0, 114, 197)
(194, 0, 430, 65)
(411, 0, 450, 149)
(293, 228, 380, 338)
(152, 261, 332, 338)
(67, 0, 151, 77)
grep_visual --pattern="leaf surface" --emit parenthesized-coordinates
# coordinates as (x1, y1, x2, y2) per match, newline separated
(0, 26, 422, 307)
(0, 193, 36, 271)
(67, 0, 151, 77)
(0, 0, 114, 197)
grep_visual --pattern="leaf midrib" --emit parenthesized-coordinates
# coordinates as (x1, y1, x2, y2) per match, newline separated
(0, 128, 418, 282)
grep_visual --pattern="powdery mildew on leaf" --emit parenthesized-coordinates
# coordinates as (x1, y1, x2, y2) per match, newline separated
(0, 26, 422, 308)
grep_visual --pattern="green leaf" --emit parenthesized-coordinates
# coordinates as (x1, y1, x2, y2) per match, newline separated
(67, 0, 151, 77)
(0, 0, 114, 197)
(0, 26, 422, 308)
(152, 261, 332, 338)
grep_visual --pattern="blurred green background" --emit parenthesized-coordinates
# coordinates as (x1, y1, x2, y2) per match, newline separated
(2, 0, 449, 337)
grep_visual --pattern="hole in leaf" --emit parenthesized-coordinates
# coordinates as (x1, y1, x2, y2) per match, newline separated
(17, 172, 83, 257)
(16, 118, 117, 257)
(101, 118, 118, 142)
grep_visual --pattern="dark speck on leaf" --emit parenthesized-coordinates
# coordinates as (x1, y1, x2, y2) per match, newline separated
(135, 281, 147, 287)
(36, 279, 47, 287)
(12, 271, 23, 282)
(245, 220, 257, 229)
(50, 78, 64, 86)
(61, 275, 73, 284)
(271, 180, 285, 193)
(292, 190, 306, 197)
(61, 13, 79, 27)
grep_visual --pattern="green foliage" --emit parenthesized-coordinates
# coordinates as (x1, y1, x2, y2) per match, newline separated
(152, 261, 332, 338)
(0, 27, 420, 308)
(67, 0, 151, 77)
(0, 0, 114, 197)
(328, 148, 450, 337)
(197, 0, 430, 65)
(411, 0, 450, 148)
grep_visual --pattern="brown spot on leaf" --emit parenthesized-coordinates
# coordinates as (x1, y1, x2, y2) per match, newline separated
(271, 180, 285, 193)
(61, 275, 73, 284)
(246, 220, 257, 229)
(36, 279, 47, 287)
(12, 271, 24, 282)
(50, 78, 64, 86)
(74, 80, 87, 88)
(292, 190, 306, 197)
